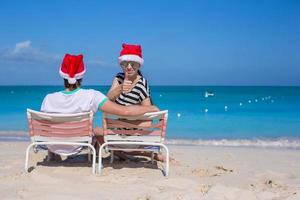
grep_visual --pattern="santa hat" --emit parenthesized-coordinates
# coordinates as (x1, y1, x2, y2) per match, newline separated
(118, 43, 144, 66)
(59, 54, 86, 84)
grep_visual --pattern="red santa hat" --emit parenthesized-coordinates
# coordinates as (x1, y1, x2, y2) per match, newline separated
(118, 43, 144, 66)
(59, 54, 86, 84)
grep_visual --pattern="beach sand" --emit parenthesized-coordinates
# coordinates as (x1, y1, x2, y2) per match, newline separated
(0, 141, 300, 200)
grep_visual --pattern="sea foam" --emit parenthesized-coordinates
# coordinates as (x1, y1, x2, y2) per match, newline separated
(166, 138, 300, 149)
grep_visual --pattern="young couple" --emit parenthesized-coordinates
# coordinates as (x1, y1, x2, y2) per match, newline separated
(41, 43, 159, 160)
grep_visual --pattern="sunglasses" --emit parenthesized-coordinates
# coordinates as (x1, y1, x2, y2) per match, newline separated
(120, 61, 140, 69)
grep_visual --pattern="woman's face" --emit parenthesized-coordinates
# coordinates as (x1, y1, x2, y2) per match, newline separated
(120, 61, 140, 77)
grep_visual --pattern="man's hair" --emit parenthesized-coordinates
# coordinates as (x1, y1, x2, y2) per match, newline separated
(64, 79, 82, 91)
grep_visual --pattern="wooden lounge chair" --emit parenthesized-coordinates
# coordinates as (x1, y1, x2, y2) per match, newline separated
(99, 110, 169, 176)
(25, 109, 96, 174)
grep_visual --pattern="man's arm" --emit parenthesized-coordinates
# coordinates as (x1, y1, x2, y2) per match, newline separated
(141, 97, 152, 106)
(99, 99, 159, 116)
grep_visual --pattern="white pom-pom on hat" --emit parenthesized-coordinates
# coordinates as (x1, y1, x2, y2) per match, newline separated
(68, 78, 77, 84)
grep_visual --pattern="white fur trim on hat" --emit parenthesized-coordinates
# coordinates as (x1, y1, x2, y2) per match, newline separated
(118, 55, 144, 66)
(59, 69, 86, 83)
(68, 78, 77, 84)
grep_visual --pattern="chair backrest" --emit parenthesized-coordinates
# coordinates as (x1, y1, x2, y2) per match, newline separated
(27, 109, 94, 138)
(102, 110, 168, 143)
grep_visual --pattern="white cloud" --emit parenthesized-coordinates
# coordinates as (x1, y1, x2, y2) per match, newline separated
(0, 40, 60, 63)
(0, 40, 110, 67)
(13, 40, 32, 54)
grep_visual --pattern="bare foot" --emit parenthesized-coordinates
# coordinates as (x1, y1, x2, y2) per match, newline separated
(154, 153, 165, 162)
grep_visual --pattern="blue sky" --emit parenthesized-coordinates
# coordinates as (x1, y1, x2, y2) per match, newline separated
(0, 0, 299, 85)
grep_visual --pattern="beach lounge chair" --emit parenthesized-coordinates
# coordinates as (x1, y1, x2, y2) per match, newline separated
(25, 109, 96, 174)
(98, 110, 169, 176)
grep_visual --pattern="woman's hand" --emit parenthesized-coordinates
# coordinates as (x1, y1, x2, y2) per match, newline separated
(122, 72, 140, 94)
(122, 79, 133, 94)
(107, 78, 122, 101)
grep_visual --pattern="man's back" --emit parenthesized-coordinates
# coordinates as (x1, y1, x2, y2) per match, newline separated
(41, 88, 107, 114)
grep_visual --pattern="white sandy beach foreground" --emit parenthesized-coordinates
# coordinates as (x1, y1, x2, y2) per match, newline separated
(0, 142, 300, 200)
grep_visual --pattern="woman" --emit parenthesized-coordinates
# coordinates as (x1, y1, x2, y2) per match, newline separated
(107, 44, 164, 161)
(107, 43, 152, 106)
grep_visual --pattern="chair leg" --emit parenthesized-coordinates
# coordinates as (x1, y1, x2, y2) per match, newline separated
(151, 152, 154, 164)
(110, 150, 114, 164)
(92, 148, 96, 174)
(88, 150, 91, 162)
(159, 144, 169, 177)
(164, 146, 169, 177)
(86, 144, 96, 174)
(25, 143, 35, 172)
(98, 143, 107, 174)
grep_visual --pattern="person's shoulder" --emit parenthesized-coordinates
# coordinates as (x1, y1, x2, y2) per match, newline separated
(116, 72, 125, 79)
(45, 91, 62, 99)
(80, 88, 106, 97)
(79, 88, 99, 94)
(137, 76, 148, 86)
(42, 91, 62, 104)
(139, 76, 148, 81)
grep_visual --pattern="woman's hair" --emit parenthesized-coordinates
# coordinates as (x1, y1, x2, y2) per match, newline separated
(137, 69, 142, 76)
(64, 79, 82, 91)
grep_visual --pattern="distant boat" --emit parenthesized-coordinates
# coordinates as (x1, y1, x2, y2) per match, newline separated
(205, 91, 215, 98)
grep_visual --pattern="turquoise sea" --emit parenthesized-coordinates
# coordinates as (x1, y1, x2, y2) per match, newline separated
(1, 86, 300, 148)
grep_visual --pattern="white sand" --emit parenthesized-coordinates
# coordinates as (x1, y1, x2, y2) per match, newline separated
(0, 142, 300, 200)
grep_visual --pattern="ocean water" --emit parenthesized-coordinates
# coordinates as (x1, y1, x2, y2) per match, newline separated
(1, 86, 300, 147)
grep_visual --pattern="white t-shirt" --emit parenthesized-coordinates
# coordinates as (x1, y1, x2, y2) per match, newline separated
(41, 88, 107, 114)
(40, 88, 108, 156)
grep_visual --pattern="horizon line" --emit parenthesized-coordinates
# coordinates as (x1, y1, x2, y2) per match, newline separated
(0, 84, 300, 87)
